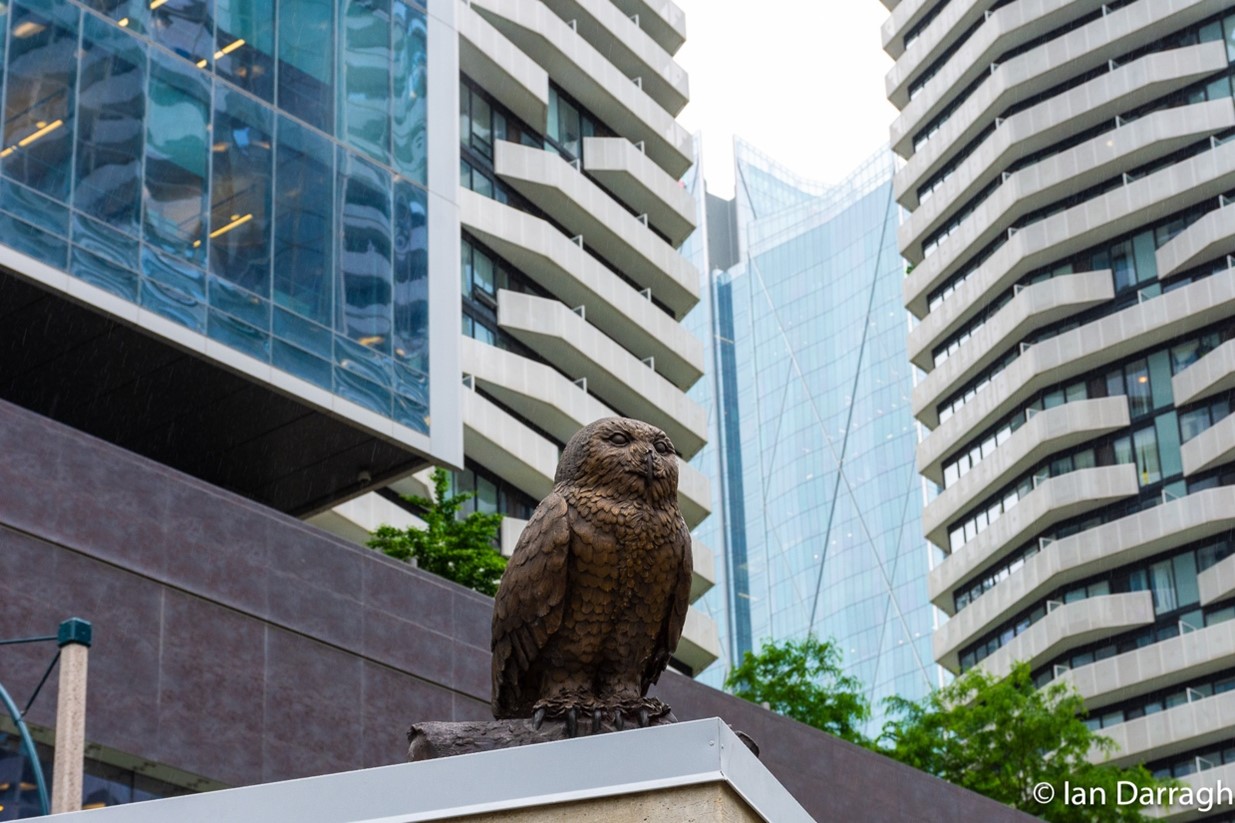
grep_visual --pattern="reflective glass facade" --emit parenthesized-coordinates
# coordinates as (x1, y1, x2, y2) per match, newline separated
(0, 0, 432, 434)
(695, 140, 938, 719)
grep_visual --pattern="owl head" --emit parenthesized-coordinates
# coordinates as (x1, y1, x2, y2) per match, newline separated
(555, 417, 680, 503)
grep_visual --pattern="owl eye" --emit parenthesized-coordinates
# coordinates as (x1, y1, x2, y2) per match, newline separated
(654, 440, 670, 454)
(609, 432, 630, 446)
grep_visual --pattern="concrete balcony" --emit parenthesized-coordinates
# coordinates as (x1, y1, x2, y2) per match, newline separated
(890, 0, 1107, 152)
(905, 109, 1235, 318)
(891, 0, 1219, 162)
(677, 605, 721, 673)
(888, 0, 1103, 110)
(496, 289, 707, 460)
(911, 270, 1114, 410)
(461, 333, 614, 446)
(499, 515, 529, 557)
(690, 539, 716, 601)
(881, 0, 949, 59)
(930, 464, 1139, 601)
(1173, 338, 1235, 407)
(954, 591, 1154, 676)
(583, 136, 697, 246)
(462, 388, 558, 501)
(922, 397, 1130, 542)
(933, 486, 1235, 630)
(1097, 689, 1235, 768)
(609, 0, 686, 56)
(471, 0, 692, 177)
(458, 2, 549, 131)
(460, 189, 703, 388)
(900, 100, 1235, 265)
(1064, 619, 1235, 709)
(310, 492, 425, 546)
(494, 141, 699, 319)
(1156, 197, 1235, 280)
(1181, 411, 1235, 477)
(460, 335, 710, 525)
(918, 267, 1235, 472)
(1148, 761, 1235, 821)
(895, 41, 1226, 223)
(540, 0, 688, 115)
(1200, 550, 1235, 608)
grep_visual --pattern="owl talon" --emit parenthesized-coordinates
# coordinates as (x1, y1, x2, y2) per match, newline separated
(592, 709, 603, 734)
(532, 707, 546, 730)
(614, 711, 625, 731)
(638, 707, 650, 728)
(565, 707, 578, 738)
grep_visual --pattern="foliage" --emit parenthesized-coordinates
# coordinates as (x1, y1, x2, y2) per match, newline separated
(724, 635, 872, 746)
(367, 467, 506, 596)
(878, 662, 1174, 821)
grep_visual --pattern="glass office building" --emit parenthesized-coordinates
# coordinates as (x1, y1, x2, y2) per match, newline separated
(0, 0, 458, 466)
(695, 140, 938, 717)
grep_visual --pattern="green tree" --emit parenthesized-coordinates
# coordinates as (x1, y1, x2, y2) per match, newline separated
(879, 661, 1174, 821)
(367, 467, 506, 596)
(724, 635, 872, 746)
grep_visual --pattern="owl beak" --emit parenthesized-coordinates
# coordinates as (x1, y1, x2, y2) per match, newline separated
(645, 449, 655, 487)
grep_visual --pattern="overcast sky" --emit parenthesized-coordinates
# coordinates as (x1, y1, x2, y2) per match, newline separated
(671, 2, 898, 197)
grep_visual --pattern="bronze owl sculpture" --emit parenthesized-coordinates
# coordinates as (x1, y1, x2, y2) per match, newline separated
(491, 417, 692, 735)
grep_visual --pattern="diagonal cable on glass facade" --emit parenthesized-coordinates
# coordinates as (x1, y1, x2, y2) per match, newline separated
(689, 138, 939, 725)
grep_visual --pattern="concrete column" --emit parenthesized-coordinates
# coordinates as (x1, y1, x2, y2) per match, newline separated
(51, 618, 92, 815)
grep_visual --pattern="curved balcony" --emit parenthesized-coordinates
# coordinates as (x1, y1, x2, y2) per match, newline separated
(1173, 338, 1235, 407)
(905, 117, 1235, 318)
(1156, 197, 1235, 280)
(677, 605, 721, 673)
(462, 388, 557, 501)
(472, 0, 692, 177)
(458, 2, 549, 130)
(496, 289, 707, 459)
(882, 0, 951, 60)
(935, 487, 1235, 665)
(888, 0, 1103, 109)
(1096, 689, 1235, 768)
(1147, 761, 1235, 821)
(891, 0, 1219, 163)
(921, 397, 1129, 542)
(494, 140, 699, 319)
(952, 591, 1154, 676)
(540, 0, 689, 115)
(1181, 410, 1235, 477)
(895, 41, 1227, 222)
(891, 0, 1108, 155)
(917, 254, 1235, 473)
(1200, 550, 1235, 608)
(911, 270, 1113, 408)
(930, 464, 1139, 598)
(1064, 619, 1235, 709)
(609, 0, 686, 56)
(583, 136, 697, 246)
(460, 189, 703, 388)
(900, 100, 1235, 265)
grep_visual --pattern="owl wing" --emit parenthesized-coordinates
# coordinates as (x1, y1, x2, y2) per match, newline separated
(491, 490, 571, 718)
(642, 514, 693, 693)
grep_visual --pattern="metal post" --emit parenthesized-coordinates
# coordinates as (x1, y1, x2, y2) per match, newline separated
(51, 618, 92, 815)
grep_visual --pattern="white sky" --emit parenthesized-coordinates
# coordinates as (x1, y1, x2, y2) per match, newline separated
(671, 2, 899, 197)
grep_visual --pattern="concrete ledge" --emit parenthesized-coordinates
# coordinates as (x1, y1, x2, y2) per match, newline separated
(45, 720, 812, 823)
(1199, 550, 1235, 607)
(1156, 198, 1235, 280)
(1181, 411, 1235, 476)
(458, 3, 549, 131)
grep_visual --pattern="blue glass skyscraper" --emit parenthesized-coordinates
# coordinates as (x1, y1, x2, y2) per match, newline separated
(693, 139, 938, 720)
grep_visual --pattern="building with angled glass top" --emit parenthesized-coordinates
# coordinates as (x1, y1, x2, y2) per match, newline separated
(688, 139, 940, 723)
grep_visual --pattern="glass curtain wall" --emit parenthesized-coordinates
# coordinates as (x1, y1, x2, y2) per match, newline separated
(0, 0, 431, 432)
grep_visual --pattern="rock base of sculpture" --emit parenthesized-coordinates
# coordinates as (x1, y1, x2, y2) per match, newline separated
(408, 713, 677, 762)
(408, 714, 761, 762)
